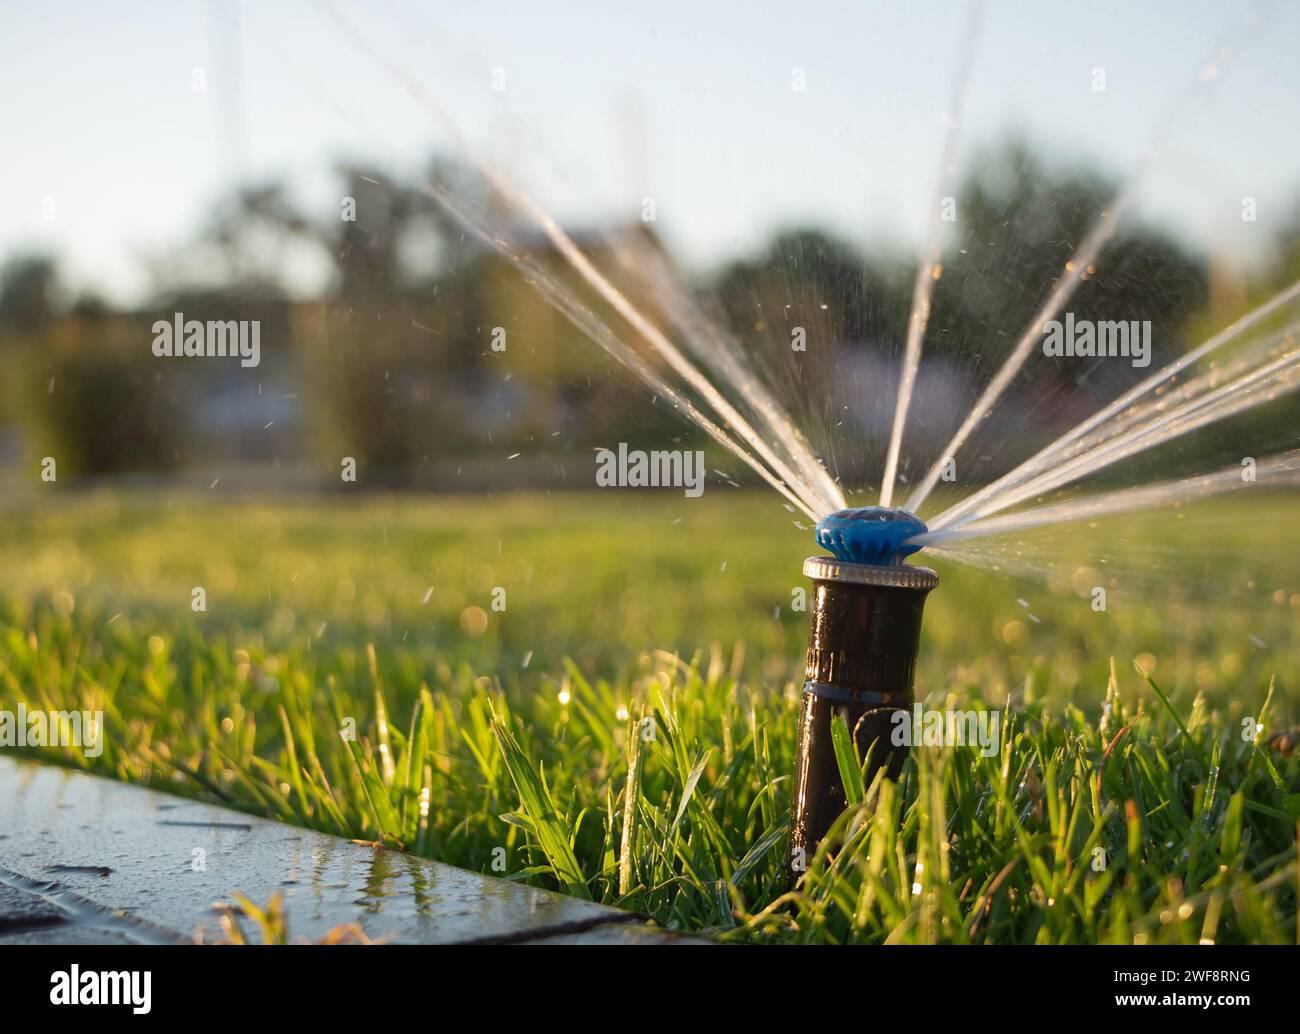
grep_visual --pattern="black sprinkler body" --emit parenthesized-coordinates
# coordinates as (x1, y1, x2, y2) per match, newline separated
(790, 508, 938, 869)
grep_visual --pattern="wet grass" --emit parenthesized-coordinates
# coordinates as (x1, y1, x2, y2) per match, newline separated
(2, 489, 1299, 942)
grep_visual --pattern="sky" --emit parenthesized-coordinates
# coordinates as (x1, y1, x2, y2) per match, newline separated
(2, 0, 1299, 305)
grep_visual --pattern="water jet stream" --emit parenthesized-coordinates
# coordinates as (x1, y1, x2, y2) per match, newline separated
(915, 448, 1300, 546)
(427, 184, 825, 520)
(927, 281, 1300, 531)
(938, 331, 1300, 527)
(606, 234, 846, 512)
(265, 17, 830, 518)
(902, 19, 1247, 516)
(878, 0, 984, 507)
(315, 0, 840, 519)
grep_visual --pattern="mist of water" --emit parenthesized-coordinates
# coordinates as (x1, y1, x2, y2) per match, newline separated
(901, 20, 1244, 515)
(309, 0, 1297, 573)
(916, 448, 1300, 547)
(317, 0, 844, 521)
(878, 0, 984, 507)
(925, 280, 1300, 531)
(924, 309, 1300, 537)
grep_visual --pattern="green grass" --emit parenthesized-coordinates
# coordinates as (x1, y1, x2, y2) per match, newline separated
(2, 489, 1298, 942)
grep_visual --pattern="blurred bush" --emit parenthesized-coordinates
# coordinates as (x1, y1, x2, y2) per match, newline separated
(4, 309, 186, 477)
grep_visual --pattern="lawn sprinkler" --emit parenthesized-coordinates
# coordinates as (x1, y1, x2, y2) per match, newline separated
(789, 507, 938, 869)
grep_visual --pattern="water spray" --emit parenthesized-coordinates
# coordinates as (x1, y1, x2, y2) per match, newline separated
(790, 507, 939, 866)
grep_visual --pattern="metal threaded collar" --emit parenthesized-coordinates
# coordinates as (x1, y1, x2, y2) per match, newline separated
(803, 555, 940, 590)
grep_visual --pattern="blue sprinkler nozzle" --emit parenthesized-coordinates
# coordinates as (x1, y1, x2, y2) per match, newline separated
(814, 506, 927, 566)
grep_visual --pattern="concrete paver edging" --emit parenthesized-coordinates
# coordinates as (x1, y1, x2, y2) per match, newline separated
(0, 756, 705, 945)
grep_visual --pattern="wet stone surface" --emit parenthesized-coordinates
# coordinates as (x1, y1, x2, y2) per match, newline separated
(0, 757, 702, 945)
(0, 881, 67, 935)
(1, 923, 141, 946)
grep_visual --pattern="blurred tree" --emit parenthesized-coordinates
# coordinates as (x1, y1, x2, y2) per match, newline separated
(0, 254, 60, 334)
(929, 139, 1209, 375)
(205, 181, 312, 291)
(712, 228, 906, 352)
(334, 166, 421, 298)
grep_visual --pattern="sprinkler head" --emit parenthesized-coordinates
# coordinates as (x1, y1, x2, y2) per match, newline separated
(789, 545, 938, 872)
(814, 506, 927, 566)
